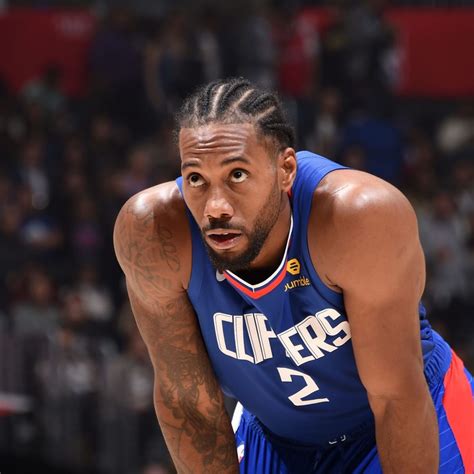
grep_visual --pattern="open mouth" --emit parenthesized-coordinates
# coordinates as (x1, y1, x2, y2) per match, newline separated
(206, 231, 243, 249)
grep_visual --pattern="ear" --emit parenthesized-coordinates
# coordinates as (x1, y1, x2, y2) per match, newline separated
(278, 148, 297, 192)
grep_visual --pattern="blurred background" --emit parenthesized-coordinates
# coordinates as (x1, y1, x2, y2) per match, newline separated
(0, 0, 473, 472)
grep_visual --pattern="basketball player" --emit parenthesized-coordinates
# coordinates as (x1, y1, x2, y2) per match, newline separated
(113, 78, 473, 473)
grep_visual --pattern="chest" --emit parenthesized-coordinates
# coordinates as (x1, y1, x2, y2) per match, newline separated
(189, 260, 351, 370)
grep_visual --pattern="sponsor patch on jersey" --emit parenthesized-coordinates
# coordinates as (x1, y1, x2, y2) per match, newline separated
(284, 276, 311, 292)
(286, 258, 300, 275)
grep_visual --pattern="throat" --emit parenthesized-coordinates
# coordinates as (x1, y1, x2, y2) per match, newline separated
(232, 266, 278, 285)
(226, 212, 294, 287)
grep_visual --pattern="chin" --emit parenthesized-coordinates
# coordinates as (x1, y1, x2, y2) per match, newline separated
(206, 245, 254, 273)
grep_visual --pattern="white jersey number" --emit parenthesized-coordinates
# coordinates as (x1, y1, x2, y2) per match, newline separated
(277, 367, 329, 406)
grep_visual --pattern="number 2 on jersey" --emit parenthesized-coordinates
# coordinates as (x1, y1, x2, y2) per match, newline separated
(277, 367, 329, 406)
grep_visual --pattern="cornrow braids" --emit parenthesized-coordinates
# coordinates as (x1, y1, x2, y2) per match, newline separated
(196, 80, 222, 118)
(216, 79, 252, 115)
(177, 77, 295, 150)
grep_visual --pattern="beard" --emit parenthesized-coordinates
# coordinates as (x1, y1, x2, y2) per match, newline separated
(201, 184, 282, 273)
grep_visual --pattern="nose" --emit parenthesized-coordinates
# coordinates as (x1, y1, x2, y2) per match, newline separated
(204, 187, 234, 220)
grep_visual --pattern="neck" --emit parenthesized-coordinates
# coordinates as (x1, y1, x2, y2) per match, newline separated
(236, 197, 292, 282)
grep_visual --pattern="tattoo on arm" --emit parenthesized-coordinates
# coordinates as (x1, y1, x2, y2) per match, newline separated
(157, 224, 181, 272)
(114, 200, 178, 301)
(114, 198, 238, 473)
(129, 291, 237, 472)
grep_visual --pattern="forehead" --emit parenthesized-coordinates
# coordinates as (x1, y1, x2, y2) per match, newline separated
(179, 123, 267, 160)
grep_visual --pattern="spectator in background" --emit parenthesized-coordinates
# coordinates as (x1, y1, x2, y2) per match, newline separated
(274, 2, 320, 101)
(0, 202, 28, 306)
(437, 102, 474, 156)
(323, 0, 397, 113)
(103, 329, 168, 473)
(404, 166, 439, 224)
(35, 317, 100, 471)
(321, 2, 349, 92)
(61, 137, 93, 183)
(16, 184, 63, 266)
(419, 190, 470, 309)
(88, 8, 144, 133)
(17, 136, 51, 210)
(450, 159, 474, 218)
(273, 2, 320, 146)
(71, 264, 114, 329)
(11, 270, 59, 338)
(306, 87, 342, 157)
(0, 80, 28, 166)
(149, 120, 181, 182)
(51, 136, 94, 219)
(21, 65, 65, 117)
(404, 130, 438, 177)
(117, 144, 156, 199)
(235, 4, 276, 90)
(195, 7, 223, 84)
(339, 144, 367, 171)
(144, 11, 204, 117)
(70, 195, 104, 265)
(87, 112, 129, 192)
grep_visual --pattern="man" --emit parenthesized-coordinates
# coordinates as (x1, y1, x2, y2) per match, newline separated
(113, 78, 473, 473)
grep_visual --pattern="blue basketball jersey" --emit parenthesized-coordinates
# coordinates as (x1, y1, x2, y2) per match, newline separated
(176, 151, 444, 445)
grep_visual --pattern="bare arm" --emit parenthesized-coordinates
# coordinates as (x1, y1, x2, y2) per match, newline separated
(313, 171, 438, 473)
(113, 185, 238, 474)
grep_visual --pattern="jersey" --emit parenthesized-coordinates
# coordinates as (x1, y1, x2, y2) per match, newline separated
(175, 151, 449, 446)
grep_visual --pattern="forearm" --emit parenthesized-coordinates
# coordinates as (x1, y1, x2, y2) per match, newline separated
(154, 381, 238, 474)
(146, 292, 238, 473)
(372, 390, 438, 473)
(126, 290, 238, 473)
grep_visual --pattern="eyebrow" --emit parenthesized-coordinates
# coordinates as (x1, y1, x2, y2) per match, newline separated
(181, 156, 251, 171)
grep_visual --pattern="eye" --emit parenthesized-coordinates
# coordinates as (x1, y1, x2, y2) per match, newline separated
(187, 173, 205, 188)
(230, 169, 248, 183)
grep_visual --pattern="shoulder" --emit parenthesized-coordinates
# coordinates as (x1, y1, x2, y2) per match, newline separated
(312, 168, 416, 234)
(308, 169, 420, 288)
(115, 180, 187, 225)
(113, 181, 192, 290)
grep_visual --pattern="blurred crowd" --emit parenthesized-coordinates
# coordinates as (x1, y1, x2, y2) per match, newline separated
(0, 1, 473, 473)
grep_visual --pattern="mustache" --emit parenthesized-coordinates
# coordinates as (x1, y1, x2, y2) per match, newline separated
(202, 220, 245, 233)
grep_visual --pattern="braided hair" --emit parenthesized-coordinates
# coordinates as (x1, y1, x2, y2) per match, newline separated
(177, 78, 295, 151)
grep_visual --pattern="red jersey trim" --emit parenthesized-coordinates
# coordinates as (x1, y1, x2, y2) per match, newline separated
(442, 350, 474, 474)
(224, 263, 288, 299)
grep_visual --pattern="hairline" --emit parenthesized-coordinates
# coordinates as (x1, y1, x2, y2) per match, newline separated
(178, 119, 283, 157)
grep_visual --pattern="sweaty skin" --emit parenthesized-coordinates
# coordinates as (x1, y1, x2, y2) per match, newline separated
(114, 123, 438, 473)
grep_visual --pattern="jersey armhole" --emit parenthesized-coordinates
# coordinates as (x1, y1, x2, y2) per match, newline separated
(301, 194, 344, 309)
(293, 157, 346, 309)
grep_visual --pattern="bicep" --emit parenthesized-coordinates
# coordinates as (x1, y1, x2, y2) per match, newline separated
(114, 195, 215, 390)
(336, 191, 427, 399)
